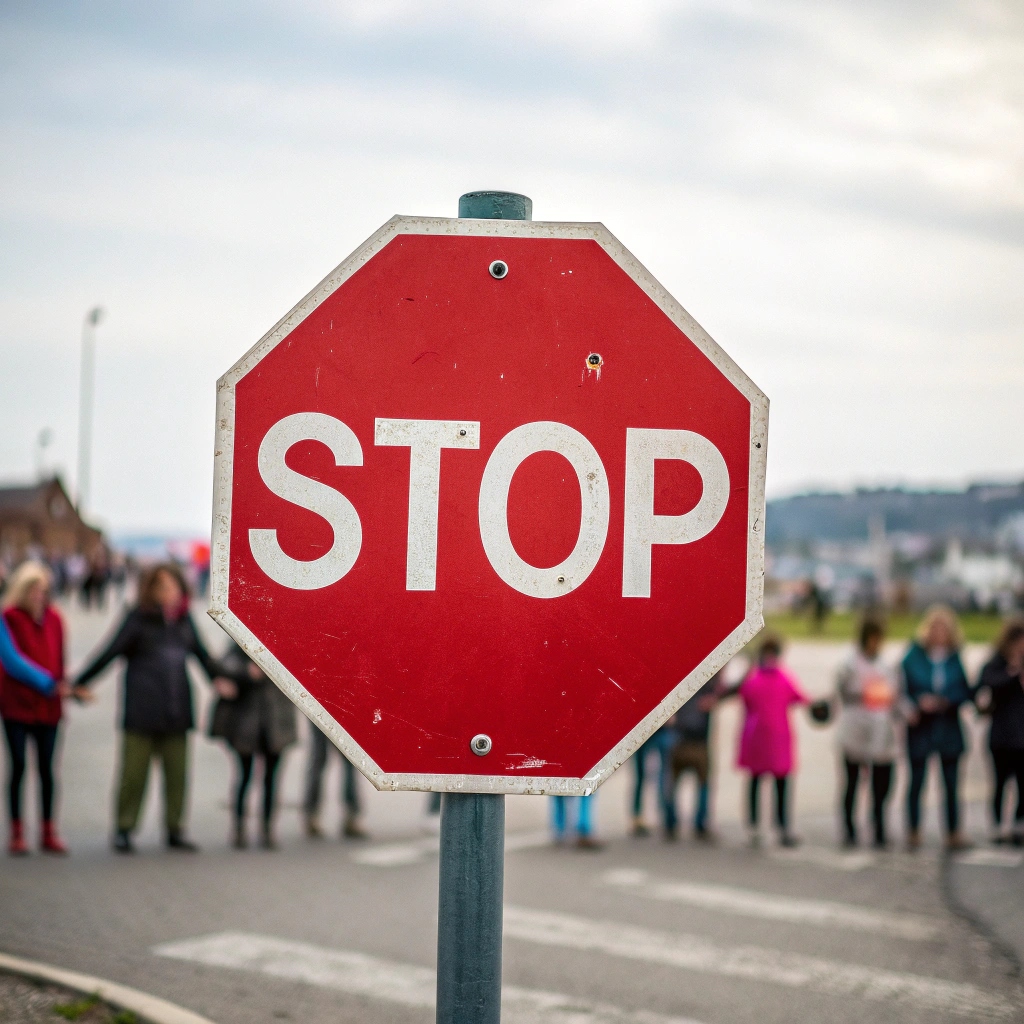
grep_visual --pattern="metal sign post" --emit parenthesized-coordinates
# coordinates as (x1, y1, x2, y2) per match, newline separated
(435, 190, 532, 1024)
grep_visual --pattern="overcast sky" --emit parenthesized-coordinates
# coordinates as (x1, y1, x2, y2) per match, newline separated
(0, 0, 1020, 535)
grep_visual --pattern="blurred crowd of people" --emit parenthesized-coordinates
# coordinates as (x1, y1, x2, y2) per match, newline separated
(0, 559, 375, 854)
(1, 556, 1023, 859)
(0, 547, 129, 612)
(620, 606, 1024, 853)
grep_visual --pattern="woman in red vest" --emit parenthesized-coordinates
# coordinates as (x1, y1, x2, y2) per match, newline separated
(2, 561, 69, 855)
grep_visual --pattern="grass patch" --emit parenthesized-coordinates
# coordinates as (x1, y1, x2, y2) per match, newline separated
(52, 993, 101, 1021)
(51, 991, 135, 1024)
(763, 611, 1004, 645)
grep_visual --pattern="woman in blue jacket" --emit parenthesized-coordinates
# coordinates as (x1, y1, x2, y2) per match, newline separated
(901, 605, 972, 851)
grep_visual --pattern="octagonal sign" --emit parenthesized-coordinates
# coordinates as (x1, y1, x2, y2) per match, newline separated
(210, 216, 768, 795)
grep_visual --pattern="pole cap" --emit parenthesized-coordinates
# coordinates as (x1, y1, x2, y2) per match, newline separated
(458, 191, 532, 221)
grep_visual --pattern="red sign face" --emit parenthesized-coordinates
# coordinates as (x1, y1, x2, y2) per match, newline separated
(211, 217, 767, 793)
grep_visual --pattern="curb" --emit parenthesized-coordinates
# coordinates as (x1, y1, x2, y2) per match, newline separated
(0, 952, 217, 1024)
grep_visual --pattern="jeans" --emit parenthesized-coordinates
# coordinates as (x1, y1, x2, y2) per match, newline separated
(907, 754, 960, 834)
(842, 760, 893, 845)
(632, 728, 675, 825)
(665, 740, 711, 834)
(304, 723, 360, 817)
(749, 774, 789, 832)
(550, 794, 594, 838)
(3, 720, 59, 821)
(117, 731, 188, 834)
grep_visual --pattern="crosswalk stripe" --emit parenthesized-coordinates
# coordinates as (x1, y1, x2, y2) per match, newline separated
(954, 849, 1024, 869)
(602, 869, 940, 940)
(153, 931, 704, 1024)
(503, 906, 1014, 1019)
(767, 845, 877, 871)
(350, 830, 550, 867)
(350, 836, 438, 866)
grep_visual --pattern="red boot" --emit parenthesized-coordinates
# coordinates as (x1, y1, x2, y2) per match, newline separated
(8, 820, 28, 856)
(41, 820, 68, 855)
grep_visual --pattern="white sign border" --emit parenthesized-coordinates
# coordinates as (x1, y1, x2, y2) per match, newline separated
(210, 215, 769, 796)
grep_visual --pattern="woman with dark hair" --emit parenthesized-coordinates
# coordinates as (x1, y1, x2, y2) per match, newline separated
(73, 563, 217, 853)
(976, 618, 1024, 846)
(736, 635, 809, 848)
(209, 640, 296, 850)
(835, 616, 899, 848)
(901, 604, 972, 851)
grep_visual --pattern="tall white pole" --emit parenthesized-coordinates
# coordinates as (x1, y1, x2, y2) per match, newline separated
(76, 306, 103, 514)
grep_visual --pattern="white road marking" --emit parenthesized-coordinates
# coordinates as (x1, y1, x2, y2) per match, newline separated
(350, 836, 438, 866)
(153, 931, 704, 1024)
(602, 869, 940, 940)
(502, 906, 1015, 1019)
(505, 830, 552, 853)
(768, 845, 876, 872)
(351, 830, 550, 867)
(954, 848, 1024, 868)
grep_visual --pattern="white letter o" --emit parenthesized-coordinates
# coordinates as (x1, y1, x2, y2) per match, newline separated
(478, 421, 609, 599)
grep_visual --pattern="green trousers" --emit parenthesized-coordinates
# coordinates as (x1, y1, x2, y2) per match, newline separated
(116, 731, 189, 834)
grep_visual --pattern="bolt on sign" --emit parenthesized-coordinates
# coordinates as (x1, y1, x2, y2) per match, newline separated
(211, 216, 768, 794)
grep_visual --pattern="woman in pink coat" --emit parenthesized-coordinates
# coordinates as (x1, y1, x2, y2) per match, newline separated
(737, 635, 809, 847)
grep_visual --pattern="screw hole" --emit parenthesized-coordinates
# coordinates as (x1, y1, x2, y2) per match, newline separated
(459, 428, 467, 437)
(557, 575, 566, 584)
(587, 353, 602, 367)
(489, 260, 508, 280)
(470, 733, 492, 756)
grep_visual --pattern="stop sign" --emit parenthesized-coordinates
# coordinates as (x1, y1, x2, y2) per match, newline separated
(210, 216, 767, 794)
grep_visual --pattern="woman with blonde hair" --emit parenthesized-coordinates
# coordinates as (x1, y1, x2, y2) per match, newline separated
(1, 561, 68, 855)
(73, 562, 218, 853)
(901, 604, 972, 850)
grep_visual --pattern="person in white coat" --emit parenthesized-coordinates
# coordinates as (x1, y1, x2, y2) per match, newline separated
(836, 617, 900, 848)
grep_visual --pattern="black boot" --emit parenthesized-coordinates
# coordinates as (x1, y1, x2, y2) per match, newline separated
(167, 829, 199, 852)
(112, 830, 134, 854)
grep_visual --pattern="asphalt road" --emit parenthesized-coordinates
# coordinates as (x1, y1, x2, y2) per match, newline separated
(1, 598, 1021, 1024)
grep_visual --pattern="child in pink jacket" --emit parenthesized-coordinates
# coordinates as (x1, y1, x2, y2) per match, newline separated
(737, 635, 809, 847)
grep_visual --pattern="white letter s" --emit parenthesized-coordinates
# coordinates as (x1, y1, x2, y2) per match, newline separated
(249, 413, 363, 590)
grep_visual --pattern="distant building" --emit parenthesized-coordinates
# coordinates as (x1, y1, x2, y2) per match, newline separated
(0, 476, 104, 565)
(765, 480, 1024, 613)
(940, 539, 1023, 613)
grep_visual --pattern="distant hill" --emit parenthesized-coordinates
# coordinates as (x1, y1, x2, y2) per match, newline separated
(765, 482, 1024, 546)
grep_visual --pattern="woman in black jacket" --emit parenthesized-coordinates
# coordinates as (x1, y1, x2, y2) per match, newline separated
(73, 563, 217, 853)
(976, 618, 1024, 846)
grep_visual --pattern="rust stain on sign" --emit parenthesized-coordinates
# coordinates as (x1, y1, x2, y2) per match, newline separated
(581, 351, 604, 385)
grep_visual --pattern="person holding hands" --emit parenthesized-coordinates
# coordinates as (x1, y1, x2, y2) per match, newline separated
(835, 616, 900, 849)
(736, 635, 809, 848)
(975, 619, 1024, 845)
(901, 605, 972, 851)
(2, 562, 71, 856)
(73, 563, 217, 853)
(209, 640, 297, 850)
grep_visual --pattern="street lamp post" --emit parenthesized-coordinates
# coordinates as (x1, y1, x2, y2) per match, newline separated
(35, 428, 54, 480)
(76, 306, 104, 514)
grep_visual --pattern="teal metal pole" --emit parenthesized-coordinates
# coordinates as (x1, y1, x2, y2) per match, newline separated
(435, 191, 532, 1024)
